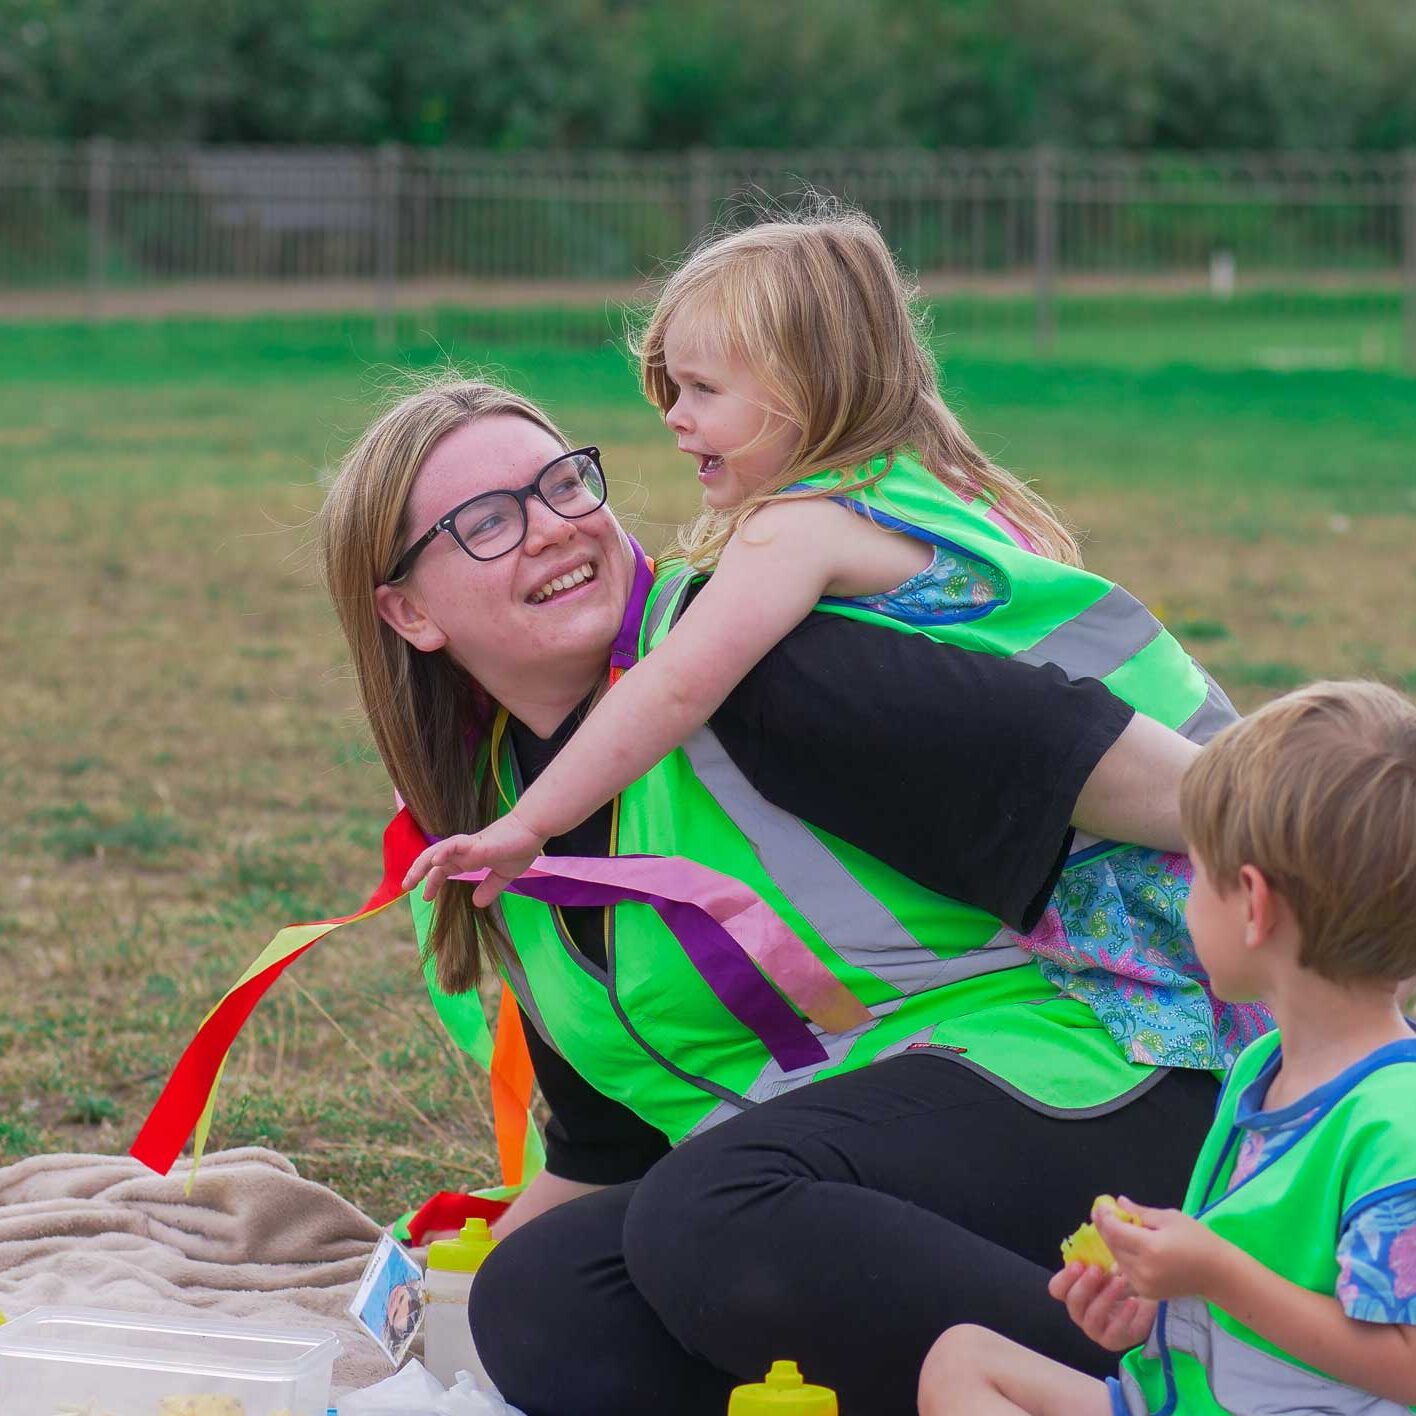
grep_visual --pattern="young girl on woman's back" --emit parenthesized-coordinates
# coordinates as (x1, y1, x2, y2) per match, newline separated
(406, 205, 1266, 1069)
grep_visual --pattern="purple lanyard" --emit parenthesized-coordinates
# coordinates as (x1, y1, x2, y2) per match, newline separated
(610, 534, 656, 676)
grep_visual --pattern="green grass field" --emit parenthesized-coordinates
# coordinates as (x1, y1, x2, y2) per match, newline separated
(1, 294, 1414, 1219)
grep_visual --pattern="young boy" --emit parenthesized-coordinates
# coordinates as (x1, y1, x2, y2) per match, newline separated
(918, 680, 1416, 1416)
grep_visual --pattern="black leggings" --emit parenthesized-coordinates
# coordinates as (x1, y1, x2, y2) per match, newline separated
(470, 1054, 1218, 1416)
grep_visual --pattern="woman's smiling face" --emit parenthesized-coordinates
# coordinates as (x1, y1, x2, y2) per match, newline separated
(374, 413, 634, 709)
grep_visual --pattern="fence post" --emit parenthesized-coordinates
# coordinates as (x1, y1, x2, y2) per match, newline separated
(688, 146, 714, 249)
(1404, 149, 1416, 374)
(1033, 144, 1058, 357)
(376, 142, 402, 349)
(87, 135, 113, 320)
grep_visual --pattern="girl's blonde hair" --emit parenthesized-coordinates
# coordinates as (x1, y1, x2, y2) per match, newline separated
(635, 202, 1081, 568)
(319, 377, 571, 994)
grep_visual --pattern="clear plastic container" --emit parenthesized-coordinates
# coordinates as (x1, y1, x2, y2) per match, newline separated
(0, 1306, 339, 1416)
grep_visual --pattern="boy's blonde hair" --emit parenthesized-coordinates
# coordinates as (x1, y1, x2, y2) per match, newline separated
(1180, 680, 1416, 984)
(634, 201, 1081, 569)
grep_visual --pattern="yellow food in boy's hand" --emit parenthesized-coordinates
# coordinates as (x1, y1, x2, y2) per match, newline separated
(1059, 1194, 1142, 1270)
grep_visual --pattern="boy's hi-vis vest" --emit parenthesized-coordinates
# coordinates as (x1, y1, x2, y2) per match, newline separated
(1117, 1030, 1416, 1415)
(416, 455, 1237, 1146)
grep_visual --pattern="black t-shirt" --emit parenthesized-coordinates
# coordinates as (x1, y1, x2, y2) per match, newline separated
(508, 608, 1135, 1185)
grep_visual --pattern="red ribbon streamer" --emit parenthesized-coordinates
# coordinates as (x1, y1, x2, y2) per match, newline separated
(131, 808, 447, 1174)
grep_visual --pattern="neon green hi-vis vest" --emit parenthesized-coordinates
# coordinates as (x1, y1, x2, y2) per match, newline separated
(1117, 1030, 1416, 1415)
(784, 450, 1234, 749)
(415, 449, 1236, 1147)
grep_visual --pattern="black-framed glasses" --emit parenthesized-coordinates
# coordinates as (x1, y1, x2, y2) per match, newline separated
(385, 447, 608, 583)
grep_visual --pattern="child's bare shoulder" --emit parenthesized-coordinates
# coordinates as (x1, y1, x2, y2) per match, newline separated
(727, 494, 928, 598)
(736, 494, 855, 539)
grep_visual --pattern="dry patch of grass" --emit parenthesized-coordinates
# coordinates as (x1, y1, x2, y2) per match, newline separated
(0, 473, 500, 1219)
(1076, 492, 1416, 707)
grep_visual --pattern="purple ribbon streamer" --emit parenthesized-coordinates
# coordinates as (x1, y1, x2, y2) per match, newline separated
(448, 537, 829, 1073)
(505, 873, 828, 1073)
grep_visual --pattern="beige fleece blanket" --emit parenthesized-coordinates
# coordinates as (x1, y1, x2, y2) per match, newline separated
(0, 1146, 408, 1397)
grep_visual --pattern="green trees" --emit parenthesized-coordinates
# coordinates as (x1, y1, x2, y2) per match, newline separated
(2, 0, 1413, 150)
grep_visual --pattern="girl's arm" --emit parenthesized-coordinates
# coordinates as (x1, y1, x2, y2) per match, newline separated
(514, 500, 847, 835)
(404, 501, 861, 903)
(1099, 1203, 1416, 1407)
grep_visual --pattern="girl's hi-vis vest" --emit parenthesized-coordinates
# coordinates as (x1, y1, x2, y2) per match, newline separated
(415, 452, 1237, 1146)
(785, 450, 1235, 751)
(1117, 1030, 1416, 1416)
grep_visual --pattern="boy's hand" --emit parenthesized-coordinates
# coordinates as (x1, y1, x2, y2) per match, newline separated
(1049, 1262, 1157, 1351)
(401, 813, 546, 908)
(1097, 1197, 1235, 1302)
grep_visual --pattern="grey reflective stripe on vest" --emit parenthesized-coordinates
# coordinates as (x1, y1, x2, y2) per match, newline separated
(1120, 1295, 1410, 1416)
(683, 726, 1032, 997)
(1068, 830, 1104, 860)
(1178, 664, 1239, 745)
(682, 1003, 932, 1140)
(643, 566, 696, 647)
(1117, 1316, 1167, 1416)
(1015, 584, 1163, 682)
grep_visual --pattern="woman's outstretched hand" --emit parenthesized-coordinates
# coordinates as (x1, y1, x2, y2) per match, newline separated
(402, 813, 547, 908)
(1049, 1260, 1157, 1352)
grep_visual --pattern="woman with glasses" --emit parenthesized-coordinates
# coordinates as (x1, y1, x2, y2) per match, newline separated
(321, 378, 1220, 1416)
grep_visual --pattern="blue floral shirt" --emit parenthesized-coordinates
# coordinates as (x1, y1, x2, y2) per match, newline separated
(1229, 1040, 1416, 1323)
(851, 542, 1009, 624)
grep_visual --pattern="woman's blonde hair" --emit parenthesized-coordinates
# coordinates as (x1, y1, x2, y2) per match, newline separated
(635, 202, 1081, 568)
(319, 376, 570, 994)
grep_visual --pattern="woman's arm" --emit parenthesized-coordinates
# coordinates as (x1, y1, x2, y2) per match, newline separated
(1072, 711, 1200, 853)
(492, 1015, 669, 1238)
(511, 502, 841, 839)
(493, 1171, 606, 1239)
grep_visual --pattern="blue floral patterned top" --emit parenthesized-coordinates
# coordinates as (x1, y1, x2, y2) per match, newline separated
(1229, 1039, 1416, 1323)
(852, 543, 1010, 624)
(1005, 847, 1272, 1070)
(853, 548, 1271, 1071)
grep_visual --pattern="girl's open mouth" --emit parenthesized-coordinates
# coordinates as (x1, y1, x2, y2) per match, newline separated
(697, 454, 725, 481)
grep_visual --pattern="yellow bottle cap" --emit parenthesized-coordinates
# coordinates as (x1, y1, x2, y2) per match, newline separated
(426, 1217, 498, 1274)
(728, 1360, 838, 1415)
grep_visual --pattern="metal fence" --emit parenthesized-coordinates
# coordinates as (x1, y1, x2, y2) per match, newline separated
(3, 141, 1414, 356)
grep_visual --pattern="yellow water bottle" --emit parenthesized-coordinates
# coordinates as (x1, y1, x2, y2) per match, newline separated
(728, 1360, 838, 1414)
